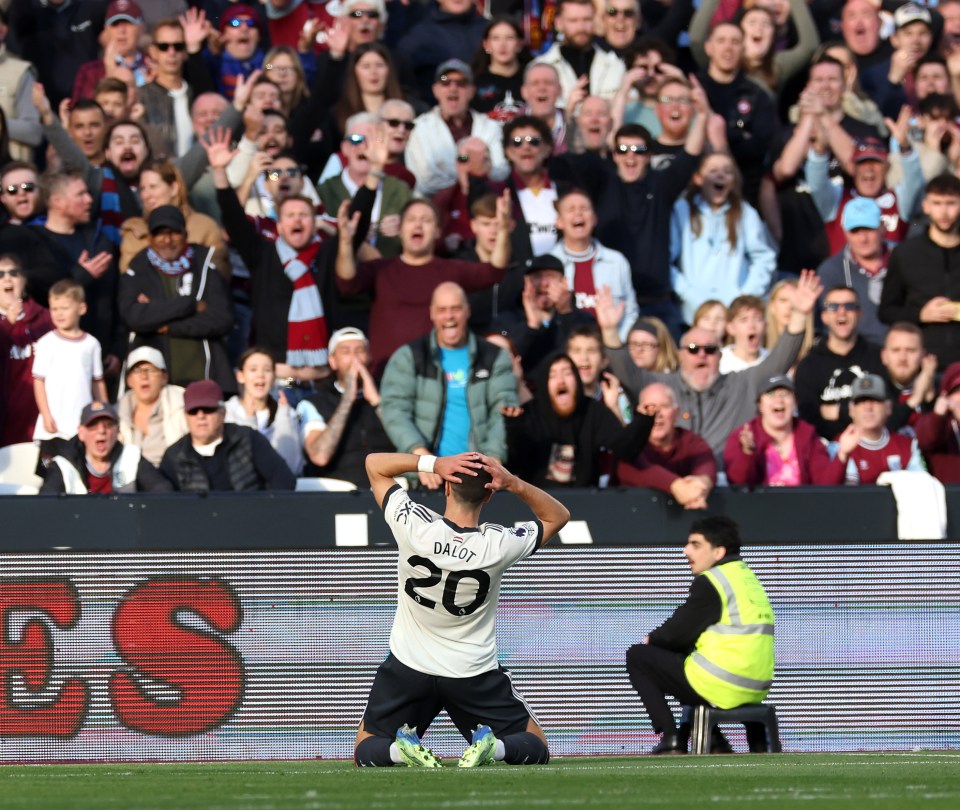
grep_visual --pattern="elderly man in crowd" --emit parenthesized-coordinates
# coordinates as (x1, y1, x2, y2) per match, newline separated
(380, 282, 517, 489)
(616, 382, 716, 507)
(117, 346, 188, 467)
(41, 400, 172, 494)
(160, 380, 296, 492)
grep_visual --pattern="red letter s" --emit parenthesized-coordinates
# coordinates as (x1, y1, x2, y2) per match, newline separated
(109, 577, 243, 737)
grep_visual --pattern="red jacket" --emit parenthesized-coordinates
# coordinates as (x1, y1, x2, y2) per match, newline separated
(724, 415, 845, 488)
(914, 411, 960, 483)
(616, 427, 716, 493)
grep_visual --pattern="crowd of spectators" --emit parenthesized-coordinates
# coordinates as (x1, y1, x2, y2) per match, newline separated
(3, 0, 960, 498)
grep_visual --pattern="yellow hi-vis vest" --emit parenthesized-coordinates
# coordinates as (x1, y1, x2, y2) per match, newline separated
(683, 560, 774, 709)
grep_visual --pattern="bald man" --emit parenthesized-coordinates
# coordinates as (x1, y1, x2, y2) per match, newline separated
(380, 281, 519, 489)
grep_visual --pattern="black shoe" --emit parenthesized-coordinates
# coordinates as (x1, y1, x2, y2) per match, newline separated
(710, 728, 734, 754)
(651, 731, 687, 755)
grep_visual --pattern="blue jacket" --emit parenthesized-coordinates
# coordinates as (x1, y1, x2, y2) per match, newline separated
(671, 195, 777, 325)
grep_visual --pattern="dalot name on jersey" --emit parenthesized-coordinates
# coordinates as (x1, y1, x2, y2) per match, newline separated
(433, 540, 477, 563)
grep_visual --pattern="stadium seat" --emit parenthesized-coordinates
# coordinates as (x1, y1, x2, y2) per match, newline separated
(0, 443, 42, 489)
(680, 703, 782, 755)
(295, 477, 358, 492)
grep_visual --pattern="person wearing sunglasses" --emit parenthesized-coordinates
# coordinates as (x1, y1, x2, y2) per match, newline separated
(533, 0, 625, 106)
(71, 0, 149, 104)
(0, 162, 41, 226)
(318, 114, 412, 259)
(159, 379, 296, 492)
(599, 271, 824, 468)
(139, 18, 200, 160)
(405, 59, 509, 196)
(205, 4, 265, 101)
(795, 285, 885, 441)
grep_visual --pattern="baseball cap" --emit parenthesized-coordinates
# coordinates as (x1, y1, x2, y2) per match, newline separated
(941, 361, 960, 395)
(328, 326, 368, 355)
(842, 197, 882, 232)
(80, 400, 119, 426)
(758, 375, 795, 397)
(126, 346, 167, 372)
(183, 380, 224, 412)
(524, 254, 565, 276)
(435, 59, 474, 85)
(106, 0, 143, 25)
(220, 4, 260, 32)
(894, 3, 932, 29)
(850, 374, 888, 402)
(148, 205, 187, 234)
(853, 138, 888, 164)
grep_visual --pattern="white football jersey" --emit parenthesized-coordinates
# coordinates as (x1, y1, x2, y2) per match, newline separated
(383, 485, 541, 678)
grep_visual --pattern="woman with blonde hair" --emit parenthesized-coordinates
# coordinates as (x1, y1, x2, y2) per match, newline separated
(119, 159, 228, 276)
(626, 317, 679, 373)
(765, 278, 814, 369)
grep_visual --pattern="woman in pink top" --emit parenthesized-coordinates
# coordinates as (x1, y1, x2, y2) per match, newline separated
(724, 374, 844, 488)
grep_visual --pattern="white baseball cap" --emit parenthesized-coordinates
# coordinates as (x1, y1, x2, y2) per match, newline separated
(126, 346, 167, 372)
(328, 327, 368, 355)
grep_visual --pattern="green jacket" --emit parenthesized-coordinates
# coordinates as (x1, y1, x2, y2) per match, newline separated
(317, 174, 411, 259)
(380, 331, 518, 460)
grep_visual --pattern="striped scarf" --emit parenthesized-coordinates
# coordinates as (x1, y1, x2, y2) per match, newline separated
(276, 237, 328, 367)
(100, 166, 124, 246)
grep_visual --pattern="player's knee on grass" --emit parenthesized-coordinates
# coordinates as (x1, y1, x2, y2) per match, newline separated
(355, 735, 395, 767)
(502, 731, 550, 765)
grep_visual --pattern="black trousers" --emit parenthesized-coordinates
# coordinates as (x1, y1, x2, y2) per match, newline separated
(625, 644, 707, 734)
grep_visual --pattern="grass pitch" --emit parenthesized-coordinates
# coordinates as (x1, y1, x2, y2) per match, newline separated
(1, 753, 958, 810)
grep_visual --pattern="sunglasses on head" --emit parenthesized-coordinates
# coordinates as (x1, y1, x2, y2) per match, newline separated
(606, 6, 637, 16)
(0, 269, 22, 279)
(228, 17, 257, 28)
(823, 302, 860, 313)
(384, 118, 415, 131)
(438, 75, 469, 88)
(349, 9, 381, 18)
(187, 406, 220, 415)
(263, 167, 300, 181)
(154, 41, 186, 52)
(3, 182, 36, 194)
(345, 133, 366, 146)
(683, 343, 719, 355)
(510, 135, 543, 147)
(616, 143, 648, 154)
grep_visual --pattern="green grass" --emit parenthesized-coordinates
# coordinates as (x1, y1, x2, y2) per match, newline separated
(1, 753, 959, 809)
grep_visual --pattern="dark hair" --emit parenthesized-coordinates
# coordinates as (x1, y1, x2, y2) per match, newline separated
(824, 284, 860, 301)
(400, 197, 439, 224)
(689, 515, 741, 556)
(503, 114, 554, 150)
(926, 172, 960, 198)
(625, 36, 677, 69)
(566, 324, 604, 352)
(614, 123, 653, 146)
(886, 321, 923, 343)
(238, 345, 278, 369)
(914, 54, 948, 78)
(919, 93, 960, 119)
(471, 15, 532, 78)
(450, 466, 494, 506)
(70, 98, 106, 119)
(810, 54, 845, 75)
(94, 76, 129, 98)
(336, 43, 403, 135)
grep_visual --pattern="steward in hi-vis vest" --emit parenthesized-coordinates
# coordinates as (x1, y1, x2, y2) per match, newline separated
(625, 515, 775, 755)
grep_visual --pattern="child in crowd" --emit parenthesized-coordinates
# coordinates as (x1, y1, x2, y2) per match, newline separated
(671, 153, 777, 326)
(765, 278, 815, 371)
(692, 300, 727, 345)
(32, 279, 107, 464)
(224, 347, 304, 475)
(719, 295, 768, 374)
(0, 254, 51, 447)
(566, 325, 631, 424)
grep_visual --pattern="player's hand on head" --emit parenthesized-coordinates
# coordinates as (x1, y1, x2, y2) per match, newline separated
(434, 452, 482, 484)
(478, 454, 515, 492)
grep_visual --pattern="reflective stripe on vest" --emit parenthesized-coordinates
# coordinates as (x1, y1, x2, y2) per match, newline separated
(684, 560, 775, 708)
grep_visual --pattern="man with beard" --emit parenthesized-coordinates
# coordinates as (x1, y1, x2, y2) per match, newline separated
(40, 400, 172, 494)
(34, 73, 251, 237)
(535, 0, 625, 104)
(380, 282, 516, 489)
(118, 205, 234, 392)
(616, 382, 715, 506)
(881, 322, 937, 435)
(795, 286, 885, 440)
(599, 272, 823, 465)
(30, 171, 123, 379)
(337, 189, 513, 376)
(504, 351, 653, 488)
(880, 173, 960, 372)
(405, 60, 509, 196)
